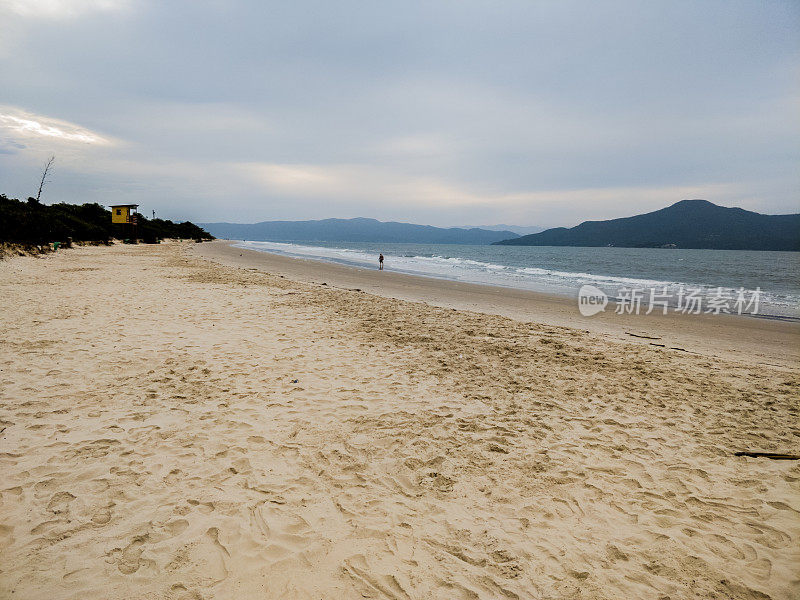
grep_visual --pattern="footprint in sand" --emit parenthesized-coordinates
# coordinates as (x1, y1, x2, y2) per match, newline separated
(169, 527, 230, 584)
(0, 524, 14, 545)
(117, 535, 148, 574)
(33, 478, 58, 498)
(187, 499, 216, 514)
(165, 518, 190, 537)
(30, 518, 67, 535)
(91, 504, 114, 525)
(342, 554, 411, 599)
(248, 503, 312, 561)
(47, 491, 76, 514)
(2, 486, 23, 500)
(168, 582, 204, 600)
(164, 469, 184, 485)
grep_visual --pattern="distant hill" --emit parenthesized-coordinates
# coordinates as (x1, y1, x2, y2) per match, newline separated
(462, 224, 545, 235)
(493, 200, 800, 251)
(200, 217, 520, 245)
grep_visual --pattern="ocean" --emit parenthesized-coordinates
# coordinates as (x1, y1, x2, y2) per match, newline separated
(235, 240, 800, 319)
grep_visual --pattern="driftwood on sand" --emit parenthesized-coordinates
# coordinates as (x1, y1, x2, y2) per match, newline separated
(734, 451, 800, 460)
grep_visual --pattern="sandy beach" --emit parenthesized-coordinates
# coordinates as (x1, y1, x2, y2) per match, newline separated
(197, 241, 800, 370)
(1, 240, 798, 600)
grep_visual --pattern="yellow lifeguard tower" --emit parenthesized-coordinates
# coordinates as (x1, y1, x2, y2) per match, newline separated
(110, 204, 140, 242)
(110, 204, 139, 224)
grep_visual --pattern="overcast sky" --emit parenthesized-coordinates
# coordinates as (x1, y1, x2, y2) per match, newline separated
(1, 0, 798, 227)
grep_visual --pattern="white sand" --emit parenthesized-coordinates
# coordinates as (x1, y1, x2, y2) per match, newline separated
(1, 241, 798, 599)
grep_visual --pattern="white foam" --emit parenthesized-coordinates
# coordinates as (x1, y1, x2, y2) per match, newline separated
(235, 241, 799, 316)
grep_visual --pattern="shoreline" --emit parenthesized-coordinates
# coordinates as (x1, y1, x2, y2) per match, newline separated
(231, 240, 800, 320)
(194, 240, 800, 369)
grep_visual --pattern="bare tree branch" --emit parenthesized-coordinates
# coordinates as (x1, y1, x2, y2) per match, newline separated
(36, 155, 55, 203)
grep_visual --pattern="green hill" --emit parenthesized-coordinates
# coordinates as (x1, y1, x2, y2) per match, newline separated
(493, 200, 800, 251)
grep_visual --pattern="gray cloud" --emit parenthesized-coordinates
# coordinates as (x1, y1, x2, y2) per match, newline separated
(1, 0, 798, 226)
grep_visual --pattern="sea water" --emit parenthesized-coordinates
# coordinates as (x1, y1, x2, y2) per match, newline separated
(235, 240, 800, 319)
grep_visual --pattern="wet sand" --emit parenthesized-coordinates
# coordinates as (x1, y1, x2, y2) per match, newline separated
(196, 240, 800, 369)
(1, 241, 798, 599)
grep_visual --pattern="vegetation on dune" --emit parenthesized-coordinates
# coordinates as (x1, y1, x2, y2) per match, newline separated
(0, 194, 214, 246)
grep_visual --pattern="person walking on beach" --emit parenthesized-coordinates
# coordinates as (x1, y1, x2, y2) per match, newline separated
(378, 253, 384, 270)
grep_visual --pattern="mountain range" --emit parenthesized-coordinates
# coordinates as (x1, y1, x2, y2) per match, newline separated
(200, 217, 519, 245)
(201, 201, 799, 250)
(461, 224, 545, 235)
(493, 200, 800, 251)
